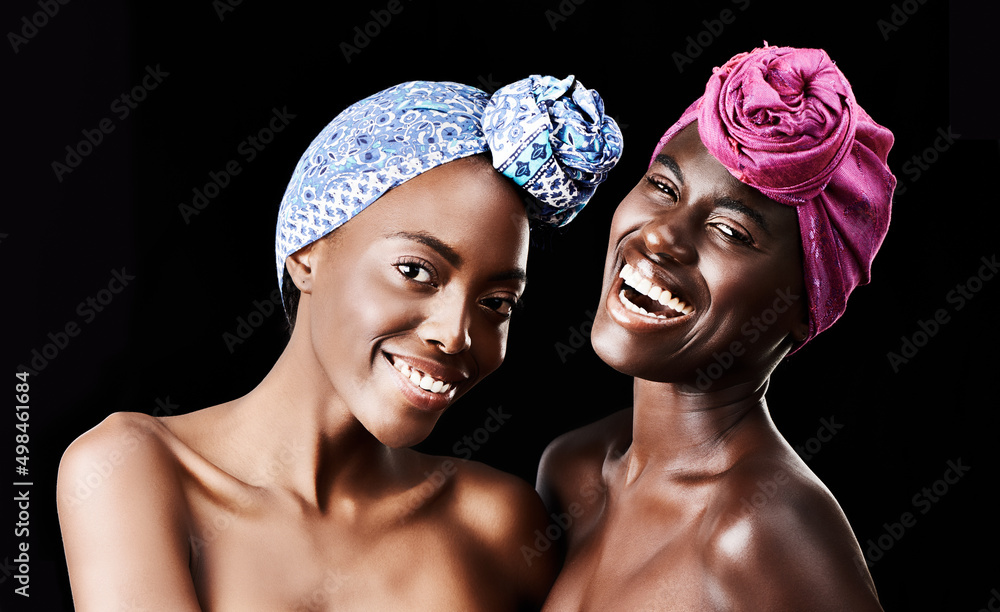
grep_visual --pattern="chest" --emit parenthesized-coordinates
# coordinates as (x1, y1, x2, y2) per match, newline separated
(185, 497, 510, 611)
(542, 496, 718, 611)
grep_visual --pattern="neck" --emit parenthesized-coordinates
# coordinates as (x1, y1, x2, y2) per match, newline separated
(211, 326, 399, 510)
(621, 376, 775, 486)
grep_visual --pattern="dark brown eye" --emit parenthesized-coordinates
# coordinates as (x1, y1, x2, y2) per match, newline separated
(646, 176, 678, 200)
(712, 222, 752, 245)
(481, 296, 517, 318)
(395, 262, 434, 284)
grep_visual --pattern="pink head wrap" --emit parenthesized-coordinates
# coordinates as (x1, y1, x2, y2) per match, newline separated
(652, 45, 896, 348)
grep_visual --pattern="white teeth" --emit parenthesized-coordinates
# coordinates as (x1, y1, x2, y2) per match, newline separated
(619, 290, 668, 319)
(619, 263, 693, 316)
(391, 357, 454, 395)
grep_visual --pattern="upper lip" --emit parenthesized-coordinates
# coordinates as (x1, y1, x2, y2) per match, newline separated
(382, 351, 472, 385)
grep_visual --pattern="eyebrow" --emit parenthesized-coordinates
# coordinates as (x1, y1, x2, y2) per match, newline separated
(655, 153, 769, 233)
(715, 197, 769, 233)
(653, 154, 685, 185)
(386, 230, 527, 283)
(387, 231, 463, 267)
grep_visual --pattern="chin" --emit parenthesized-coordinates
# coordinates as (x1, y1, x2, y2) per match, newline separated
(588, 310, 707, 385)
(590, 314, 649, 378)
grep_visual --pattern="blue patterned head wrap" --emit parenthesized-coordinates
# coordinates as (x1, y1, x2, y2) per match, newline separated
(275, 75, 623, 294)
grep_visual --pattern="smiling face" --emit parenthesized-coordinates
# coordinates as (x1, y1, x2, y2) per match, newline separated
(288, 155, 529, 448)
(591, 123, 809, 387)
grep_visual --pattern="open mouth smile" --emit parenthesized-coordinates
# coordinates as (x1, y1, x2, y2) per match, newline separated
(388, 355, 455, 395)
(382, 352, 468, 414)
(617, 263, 694, 319)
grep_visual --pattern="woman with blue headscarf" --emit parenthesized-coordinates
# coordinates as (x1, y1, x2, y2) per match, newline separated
(57, 76, 622, 611)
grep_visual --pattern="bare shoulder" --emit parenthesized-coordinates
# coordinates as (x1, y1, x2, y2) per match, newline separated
(447, 457, 550, 555)
(420, 454, 556, 608)
(703, 456, 883, 611)
(536, 408, 631, 515)
(57, 411, 185, 512)
(57, 412, 200, 611)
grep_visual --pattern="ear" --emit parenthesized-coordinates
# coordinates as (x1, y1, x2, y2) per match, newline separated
(791, 319, 809, 343)
(284, 243, 319, 294)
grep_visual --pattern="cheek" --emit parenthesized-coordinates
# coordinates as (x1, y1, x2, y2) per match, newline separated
(608, 193, 646, 239)
(472, 320, 509, 377)
(603, 198, 645, 274)
(312, 269, 416, 352)
(704, 258, 804, 341)
(486, 324, 510, 370)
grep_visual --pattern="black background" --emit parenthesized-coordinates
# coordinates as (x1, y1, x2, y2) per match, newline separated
(6, 0, 999, 610)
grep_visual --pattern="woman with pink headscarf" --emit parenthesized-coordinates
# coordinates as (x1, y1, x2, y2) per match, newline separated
(537, 45, 894, 610)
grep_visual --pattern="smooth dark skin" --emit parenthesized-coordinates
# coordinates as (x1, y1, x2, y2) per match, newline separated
(537, 124, 882, 611)
(57, 156, 556, 611)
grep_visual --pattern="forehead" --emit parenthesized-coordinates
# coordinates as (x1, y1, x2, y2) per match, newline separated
(339, 157, 529, 264)
(655, 123, 800, 234)
(656, 123, 751, 192)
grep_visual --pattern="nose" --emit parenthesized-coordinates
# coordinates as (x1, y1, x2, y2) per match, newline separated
(417, 292, 472, 354)
(641, 210, 697, 266)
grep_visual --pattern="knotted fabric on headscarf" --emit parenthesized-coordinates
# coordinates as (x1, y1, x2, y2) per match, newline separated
(485, 75, 623, 227)
(652, 45, 895, 348)
(276, 76, 623, 296)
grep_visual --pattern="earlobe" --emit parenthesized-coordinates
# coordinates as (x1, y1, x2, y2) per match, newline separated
(791, 320, 809, 342)
(285, 244, 317, 294)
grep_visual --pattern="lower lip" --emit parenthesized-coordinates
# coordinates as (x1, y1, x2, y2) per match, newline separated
(605, 278, 692, 333)
(384, 354, 456, 413)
